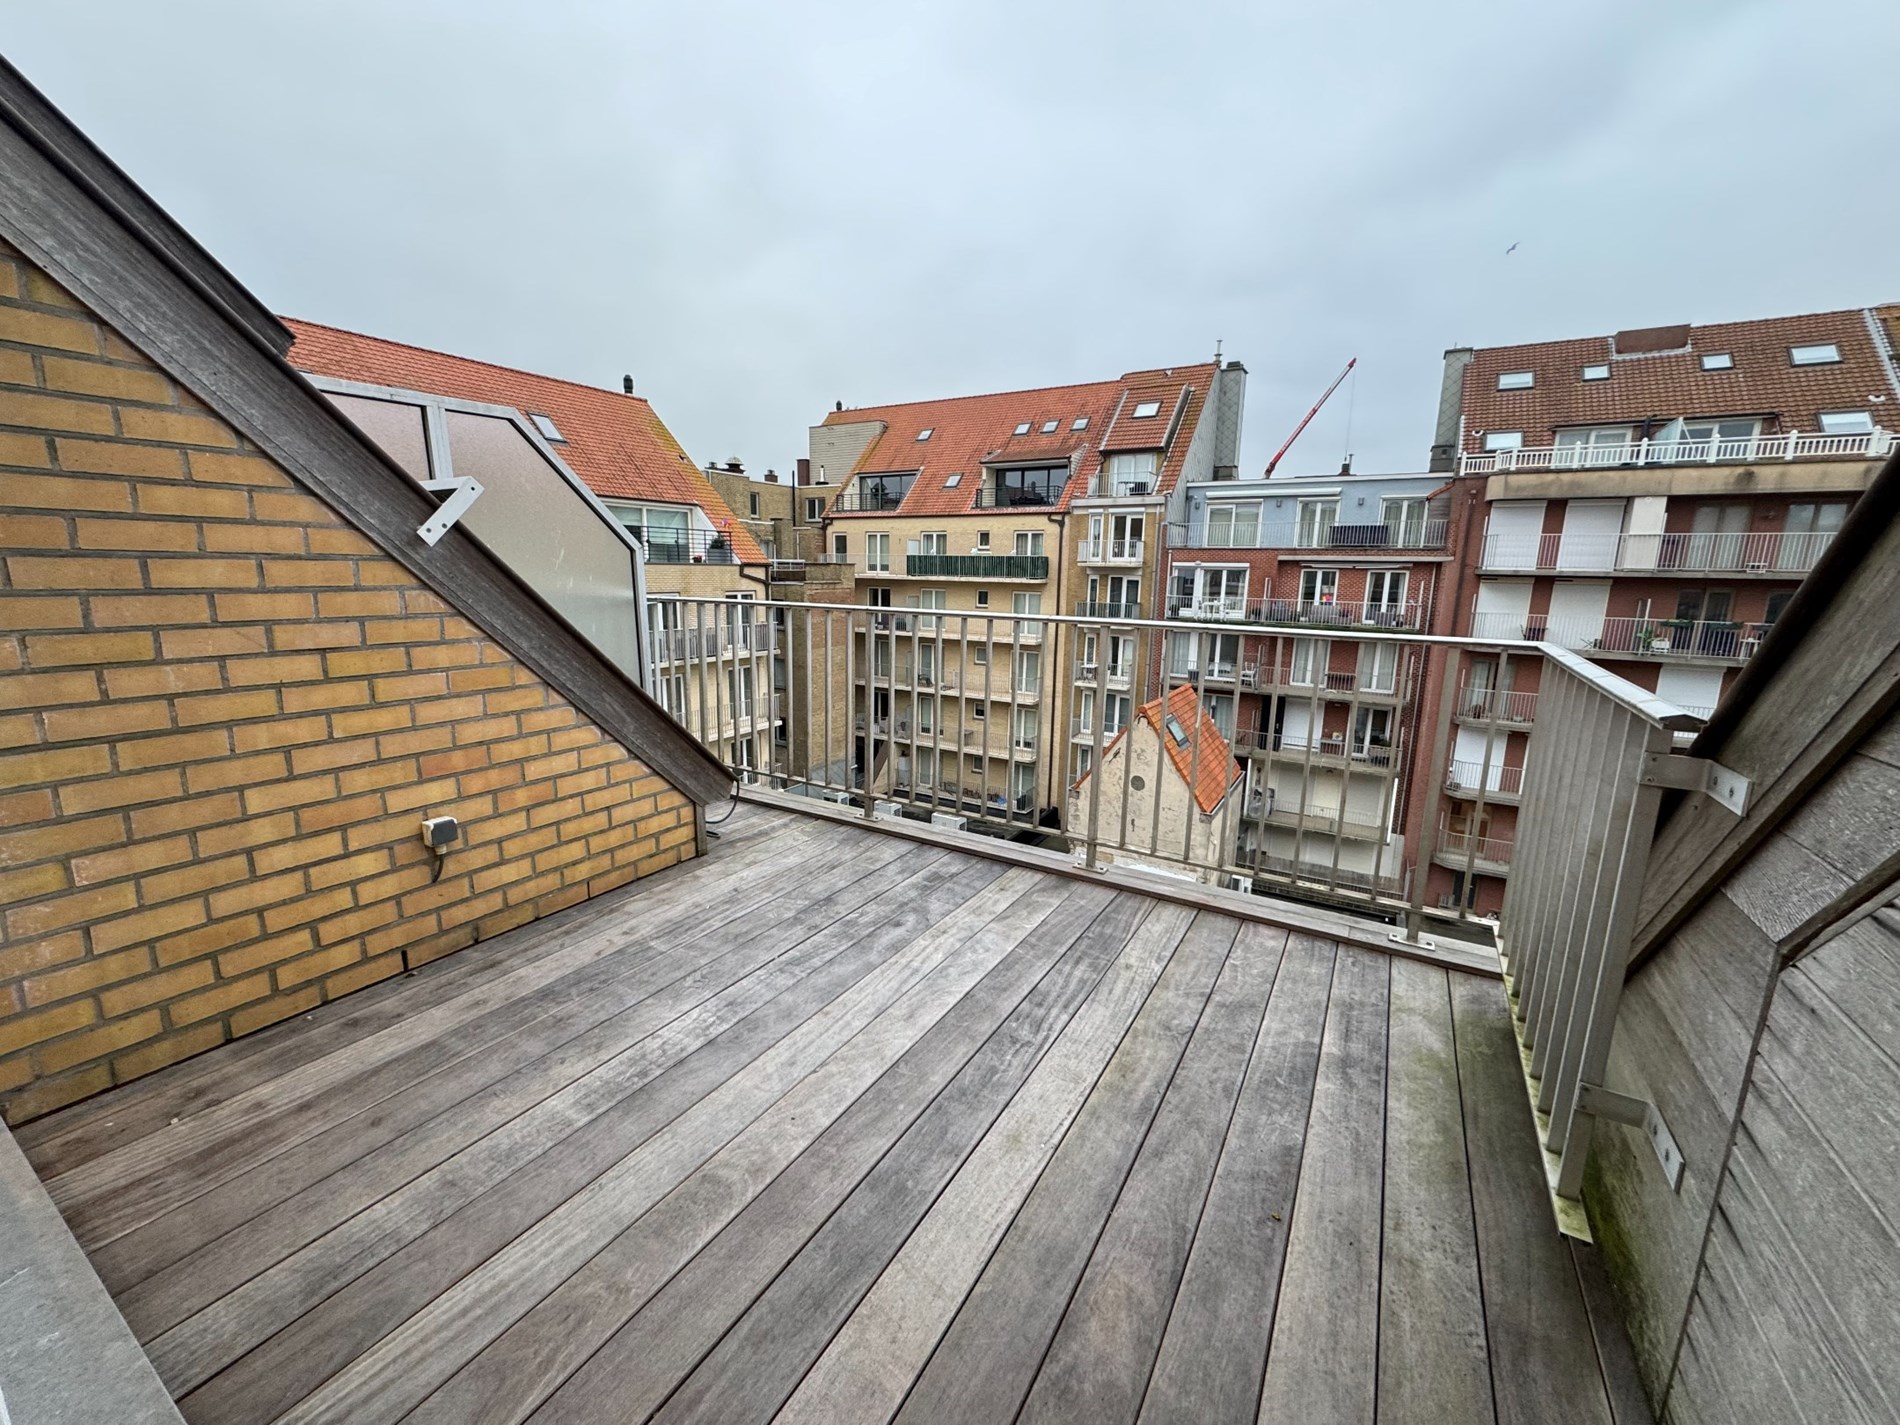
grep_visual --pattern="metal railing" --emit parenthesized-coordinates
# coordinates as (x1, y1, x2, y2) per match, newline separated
(1165, 596, 1424, 631)
(654, 598, 1704, 1222)
(1460, 426, 1894, 474)
(633, 528, 747, 565)
(1468, 612, 1770, 662)
(1481, 528, 1837, 575)
(973, 484, 1066, 509)
(1077, 538, 1145, 564)
(1175, 519, 1449, 552)
(905, 553, 1049, 580)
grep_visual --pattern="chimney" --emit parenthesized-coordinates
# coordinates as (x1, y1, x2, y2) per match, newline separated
(796, 458, 811, 486)
(1339, 456, 1354, 476)
(834, 400, 844, 413)
(1430, 348, 1474, 472)
(763, 468, 779, 484)
(1211, 360, 1247, 475)
(622, 375, 634, 394)
(725, 457, 744, 475)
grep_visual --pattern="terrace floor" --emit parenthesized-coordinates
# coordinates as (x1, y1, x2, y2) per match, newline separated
(19, 802, 1649, 1424)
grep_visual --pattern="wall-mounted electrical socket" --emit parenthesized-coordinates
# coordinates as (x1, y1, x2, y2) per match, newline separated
(421, 815, 461, 850)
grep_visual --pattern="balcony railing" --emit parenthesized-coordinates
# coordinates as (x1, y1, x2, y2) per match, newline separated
(1085, 475, 1158, 498)
(1436, 829, 1516, 869)
(1166, 596, 1424, 631)
(1458, 686, 1536, 724)
(1446, 759, 1525, 798)
(632, 528, 745, 565)
(1468, 612, 1770, 663)
(1077, 538, 1145, 564)
(1460, 426, 1894, 474)
(973, 484, 1066, 509)
(1232, 727, 1402, 770)
(904, 553, 1049, 580)
(830, 484, 913, 513)
(1177, 519, 1449, 552)
(650, 621, 777, 662)
(1481, 528, 1837, 575)
(1074, 600, 1144, 620)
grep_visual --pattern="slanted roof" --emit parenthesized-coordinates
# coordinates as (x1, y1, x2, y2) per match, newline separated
(1074, 683, 1239, 816)
(821, 363, 1219, 517)
(284, 320, 765, 563)
(1459, 306, 1900, 451)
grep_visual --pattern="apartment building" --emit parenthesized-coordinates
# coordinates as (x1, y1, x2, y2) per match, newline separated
(1161, 468, 1477, 898)
(810, 360, 1245, 825)
(1429, 305, 1900, 911)
(284, 323, 786, 780)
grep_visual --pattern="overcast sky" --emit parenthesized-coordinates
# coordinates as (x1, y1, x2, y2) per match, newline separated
(9, 1, 1898, 479)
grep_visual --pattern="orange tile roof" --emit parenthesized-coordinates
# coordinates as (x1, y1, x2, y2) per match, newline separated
(821, 362, 1220, 517)
(1074, 683, 1238, 815)
(283, 318, 764, 563)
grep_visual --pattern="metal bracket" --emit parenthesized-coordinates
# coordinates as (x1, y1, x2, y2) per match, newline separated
(1579, 1084, 1684, 1190)
(417, 475, 483, 546)
(1640, 752, 1751, 815)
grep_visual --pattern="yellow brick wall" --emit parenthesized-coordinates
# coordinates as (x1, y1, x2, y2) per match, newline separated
(0, 243, 697, 1122)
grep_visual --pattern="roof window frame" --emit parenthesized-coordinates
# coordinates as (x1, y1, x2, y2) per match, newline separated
(1790, 342, 1842, 366)
(1497, 370, 1535, 391)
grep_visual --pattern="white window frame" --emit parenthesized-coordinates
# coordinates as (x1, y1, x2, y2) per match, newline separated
(1790, 343, 1841, 366)
(865, 532, 890, 572)
(1818, 410, 1874, 434)
(1497, 370, 1535, 390)
(1581, 364, 1610, 382)
(1295, 499, 1338, 548)
(1482, 431, 1523, 452)
(1700, 352, 1734, 371)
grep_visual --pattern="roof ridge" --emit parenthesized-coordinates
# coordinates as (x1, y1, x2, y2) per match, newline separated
(828, 361, 1218, 419)
(280, 316, 652, 407)
(1470, 305, 1892, 354)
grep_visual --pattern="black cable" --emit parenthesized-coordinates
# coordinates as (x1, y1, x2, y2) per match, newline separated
(703, 775, 742, 832)
(431, 851, 447, 883)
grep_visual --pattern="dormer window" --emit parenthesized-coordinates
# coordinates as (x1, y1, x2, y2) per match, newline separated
(529, 413, 565, 442)
(1700, 353, 1733, 371)
(1791, 343, 1841, 366)
(1131, 400, 1162, 419)
(1497, 370, 1535, 391)
(916, 427, 933, 441)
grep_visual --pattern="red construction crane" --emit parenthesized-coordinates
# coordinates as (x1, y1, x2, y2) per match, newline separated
(1264, 357, 1356, 477)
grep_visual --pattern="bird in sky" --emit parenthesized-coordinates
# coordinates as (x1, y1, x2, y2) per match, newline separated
(1505, 242, 1520, 256)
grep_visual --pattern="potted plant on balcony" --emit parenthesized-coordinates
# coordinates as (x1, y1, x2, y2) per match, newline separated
(1656, 618, 1690, 654)
(1635, 621, 1665, 655)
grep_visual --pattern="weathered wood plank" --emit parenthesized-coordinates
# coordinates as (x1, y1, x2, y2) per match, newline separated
(1255, 945, 1390, 1425)
(522, 893, 1164, 1425)
(97, 823, 900, 1304)
(889, 914, 1239, 1425)
(1375, 959, 1493, 1425)
(17, 812, 813, 1172)
(405, 878, 1124, 1425)
(1568, 1243, 1659, 1425)
(773, 899, 1198, 1425)
(163, 854, 1000, 1416)
(1449, 974, 1614, 1425)
(1016, 923, 1285, 1425)
(1136, 935, 1335, 1425)
(113, 832, 920, 1337)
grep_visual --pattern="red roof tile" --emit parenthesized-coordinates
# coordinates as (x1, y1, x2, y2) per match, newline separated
(822, 363, 1220, 517)
(283, 319, 764, 563)
(1074, 683, 1238, 815)
(1459, 306, 1900, 453)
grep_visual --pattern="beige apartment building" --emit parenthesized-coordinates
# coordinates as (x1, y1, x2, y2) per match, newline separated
(285, 323, 785, 781)
(808, 360, 1245, 828)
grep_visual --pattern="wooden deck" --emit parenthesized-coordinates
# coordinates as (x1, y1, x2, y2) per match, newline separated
(19, 803, 1648, 1425)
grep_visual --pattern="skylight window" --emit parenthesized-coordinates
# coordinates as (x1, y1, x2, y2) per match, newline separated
(1164, 713, 1189, 747)
(1791, 343, 1841, 366)
(1072, 416, 1089, 430)
(944, 473, 962, 487)
(1041, 420, 1059, 434)
(1497, 370, 1535, 391)
(1700, 352, 1734, 371)
(1819, 410, 1874, 434)
(916, 427, 933, 441)
(529, 413, 565, 442)
(1483, 431, 1523, 452)
(1581, 364, 1610, 381)
(1132, 401, 1162, 419)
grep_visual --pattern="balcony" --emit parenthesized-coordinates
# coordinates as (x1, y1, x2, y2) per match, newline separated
(1241, 790, 1392, 837)
(1076, 660, 1135, 690)
(1457, 687, 1537, 726)
(1434, 828, 1516, 876)
(651, 622, 776, 663)
(1177, 519, 1449, 552)
(1469, 612, 1769, 665)
(1445, 759, 1525, 804)
(1459, 426, 1895, 475)
(634, 528, 745, 565)
(1073, 599, 1145, 620)
(1084, 474, 1159, 498)
(904, 553, 1049, 580)
(972, 483, 1066, 510)
(1234, 727, 1402, 773)
(1167, 596, 1424, 631)
(1077, 538, 1145, 565)
(1480, 529, 1836, 577)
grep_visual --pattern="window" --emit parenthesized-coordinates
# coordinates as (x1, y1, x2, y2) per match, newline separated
(1819, 410, 1874, 434)
(727, 665, 755, 720)
(944, 473, 962, 487)
(1040, 420, 1059, 434)
(975, 590, 990, 607)
(1012, 591, 1042, 637)
(832, 532, 847, 559)
(1351, 706, 1393, 760)
(989, 466, 1066, 507)
(1482, 431, 1523, 452)
(1668, 418, 1760, 462)
(865, 586, 891, 609)
(914, 588, 946, 632)
(1790, 343, 1841, 366)
(971, 701, 986, 721)
(866, 532, 890, 572)
(1072, 416, 1089, 430)
(1013, 706, 1038, 750)
(1497, 370, 1535, 390)
(1366, 568, 1408, 617)
(1299, 567, 1340, 606)
(1359, 640, 1399, 694)
(919, 531, 948, 555)
(1290, 638, 1320, 687)
(971, 643, 988, 665)
(1581, 364, 1610, 381)
(1700, 352, 1733, 371)
(916, 427, 933, 441)
(1295, 499, 1338, 547)
(613, 504, 691, 563)
(1014, 531, 1044, 557)
(805, 497, 823, 522)
(1015, 649, 1041, 695)
(1131, 400, 1162, 419)
(1206, 502, 1261, 547)
(748, 491, 759, 517)
(1013, 422, 1032, 436)
(529, 413, 565, 442)
(1383, 497, 1429, 545)
(1554, 425, 1635, 468)
(976, 530, 990, 550)
(1781, 501, 1849, 569)
(1172, 565, 1245, 615)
